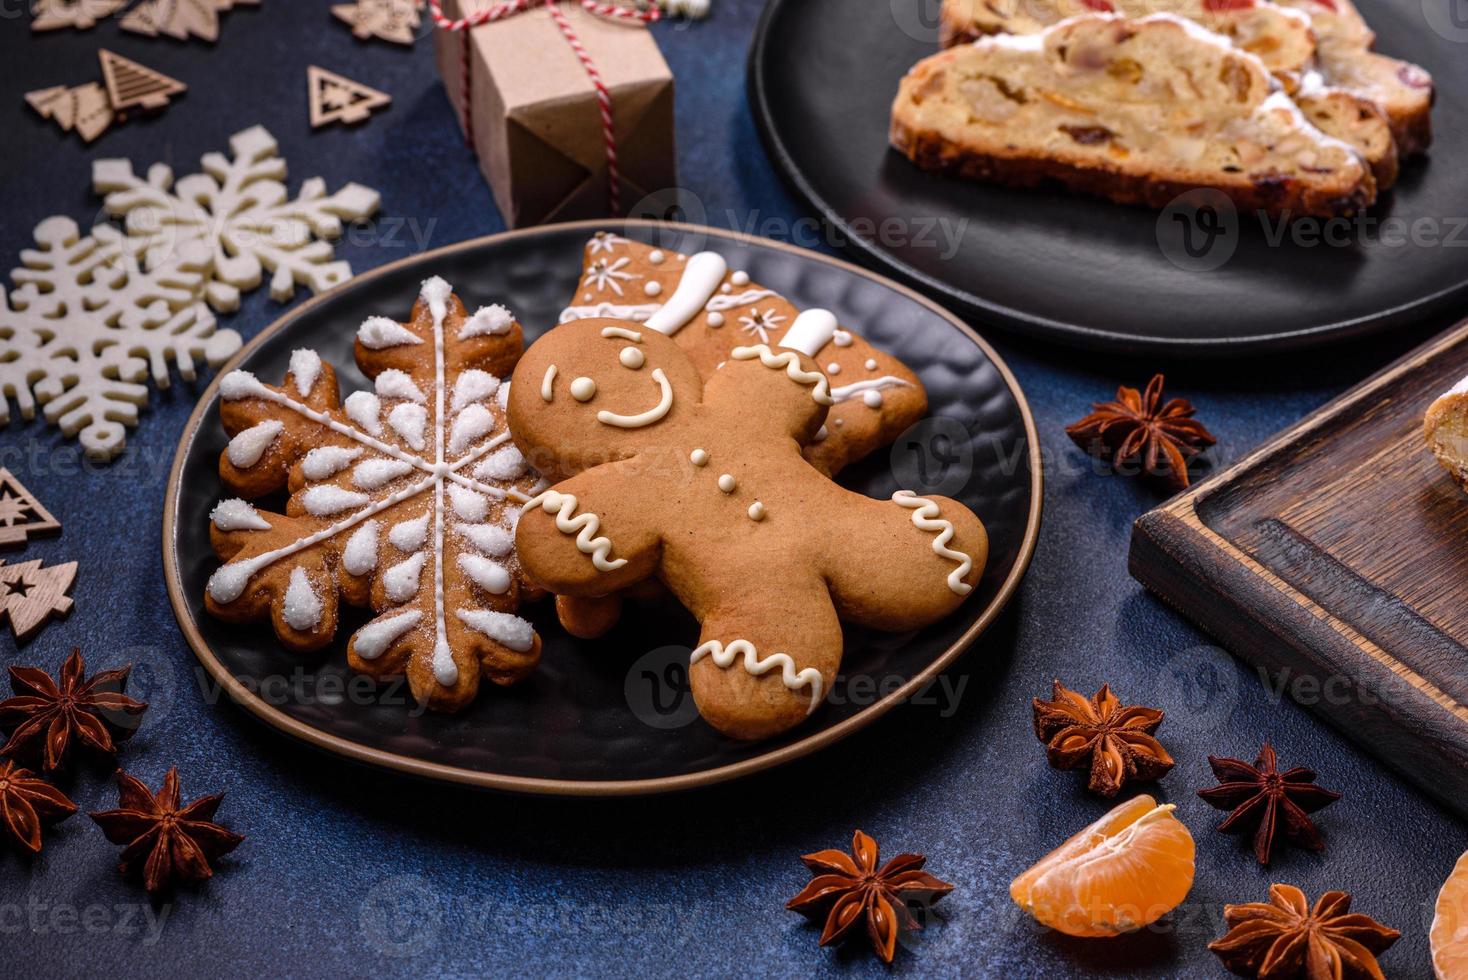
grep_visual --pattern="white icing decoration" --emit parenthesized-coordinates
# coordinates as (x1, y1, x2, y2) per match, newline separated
(813, 425, 828, 443)
(559, 302, 662, 324)
(456, 609, 534, 652)
(388, 403, 428, 451)
(458, 522, 514, 556)
(353, 609, 421, 660)
(211, 498, 271, 532)
(706, 289, 778, 313)
(893, 491, 974, 596)
(865, 359, 878, 370)
(353, 458, 415, 490)
(449, 404, 497, 454)
(830, 376, 912, 405)
(644, 282, 663, 297)
(648, 249, 665, 264)
(421, 276, 451, 321)
(718, 474, 736, 493)
(1446, 373, 1468, 398)
(460, 304, 513, 339)
(827, 363, 841, 375)
(596, 368, 673, 429)
(541, 365, 558, 402)
(282, 567, 322, 631)
(600, 326, 644, 342)
(620, 347, 645, 369)
(343, 391, 383, 436)
(289, 349, 322, 398)
(832, 330, 853, 348)
(730, 271, 750, 286)
(748, 501, 766, 521)
(730, 345, 835, 405)
(219, 370, 266, 401)
(473, 445, 528, 481)
(382, 552, 427, 603)
(707, 313, 725, 327)
(690, 448, 709, 467)
(389, 514, 429, 551)
(452, 370, 499, 411)
(358, 316, 422, 349)
(302, 446, 363, 480)
(690, 639, 823, 712)
(375, 369, 426, 403)
(779, 309, 838, 357)
(227, 420, 284, 468)
(584, 256, 638, 295)
(586, 232, 629, 254)
(644, 252, 727, 335)
(342, 520, 379, 576)
(526, 490, 627, 570)
(458, 553, 511, 594)
(303, 485, 371, 516)
(497, 381, 511, 411)
(864, 391, 884, 408)
(449, 484, 488, 522)
(570, 377, 598, 402)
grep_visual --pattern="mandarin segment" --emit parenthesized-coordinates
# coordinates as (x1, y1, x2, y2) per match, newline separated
(1433, 851, 1468, 980)
(1010, 794, 1195, 937)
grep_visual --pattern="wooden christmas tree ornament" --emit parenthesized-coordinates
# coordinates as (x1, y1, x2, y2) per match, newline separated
(0, 470, 62, 550)
(121, 0, 260, 42)
(0, 559, 77, 642)
(25, 83, 116, 143)
(331, 0, 422, 45)
(31, 0, 128, 32)
(100, 49, 187, 112)
(308, 66, 391, 128)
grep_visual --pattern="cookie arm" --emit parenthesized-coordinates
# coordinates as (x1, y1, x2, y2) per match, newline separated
(514, 474, 660, 596)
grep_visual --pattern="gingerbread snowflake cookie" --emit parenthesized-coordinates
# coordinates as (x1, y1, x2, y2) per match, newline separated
(561, 234, 927, 477)
(204, 278, 544, 712)
(509, 315, 987, 740)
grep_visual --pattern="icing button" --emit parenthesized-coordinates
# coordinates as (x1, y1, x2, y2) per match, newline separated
(747, 501, 766, 521)
(707, 312, 725, 327)
(571, 377, 598, 402)
(690, 448, 710, 467)
(717, 474, 736, 493)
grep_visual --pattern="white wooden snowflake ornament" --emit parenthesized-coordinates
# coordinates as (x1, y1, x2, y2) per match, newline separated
(204, 278, 544, 712)
(93, 125, 381, 312)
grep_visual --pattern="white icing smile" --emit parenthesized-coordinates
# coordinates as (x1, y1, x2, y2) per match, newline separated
(596, 368, 673, 429)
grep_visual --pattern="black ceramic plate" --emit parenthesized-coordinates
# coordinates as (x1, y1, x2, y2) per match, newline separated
(747, 0, 1468, 354)
(163, 220, 1041, 795)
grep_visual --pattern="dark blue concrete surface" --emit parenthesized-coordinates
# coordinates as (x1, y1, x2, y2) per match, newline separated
(0, 2, 1463, 977)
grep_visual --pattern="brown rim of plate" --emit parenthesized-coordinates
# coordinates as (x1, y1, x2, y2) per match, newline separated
(161, 218, 1045, 797)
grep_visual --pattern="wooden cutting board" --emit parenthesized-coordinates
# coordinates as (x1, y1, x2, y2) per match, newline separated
(1130, 319, 1468, 818)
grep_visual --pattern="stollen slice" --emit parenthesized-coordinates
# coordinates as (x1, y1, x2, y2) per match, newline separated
(890, 14, 1377, 219)
(939, 0, 1400, 186)
(1425, 375, 1468, 491)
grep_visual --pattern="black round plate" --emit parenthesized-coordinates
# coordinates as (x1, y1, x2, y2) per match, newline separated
(163, 220, 1041, 795)
(748, 0, 1468, 354)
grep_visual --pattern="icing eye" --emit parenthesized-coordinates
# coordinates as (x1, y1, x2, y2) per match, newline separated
(570, 377, 597, 402)
(619, 347, 645, 370)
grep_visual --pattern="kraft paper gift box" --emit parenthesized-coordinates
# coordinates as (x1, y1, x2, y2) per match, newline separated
(433, 0, 677, 227)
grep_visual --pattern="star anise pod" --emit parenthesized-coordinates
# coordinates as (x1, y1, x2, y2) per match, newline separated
(1066, 374, 1216, 490)
(1209, 883, 1399, 979)
(786, 830, 953, 964)
(1198, 741, 1341, 865)
(1031, 680, 1175, 797)
(0, 760, 76, 854)
(90, 768, 245, 893)
(0, 648, 148, 772)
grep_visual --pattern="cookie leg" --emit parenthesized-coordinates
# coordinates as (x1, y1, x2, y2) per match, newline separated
(688, 588, 841, 741)
(557, 594, 623, 639)
(827, 491, 988, 630)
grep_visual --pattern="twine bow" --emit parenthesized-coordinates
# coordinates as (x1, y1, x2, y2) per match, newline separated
(428, 0, 662, 215)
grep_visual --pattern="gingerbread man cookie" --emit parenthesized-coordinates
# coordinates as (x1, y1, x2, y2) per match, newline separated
(204, 278, 545, 712)
(509, 315, 987, 740)
(561, 233, 927, 477)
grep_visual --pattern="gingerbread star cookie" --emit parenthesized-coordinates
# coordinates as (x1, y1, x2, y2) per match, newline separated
(561, 233, 927, 477)
(204, 278, 544, 712)
(509, 315, 987, 740)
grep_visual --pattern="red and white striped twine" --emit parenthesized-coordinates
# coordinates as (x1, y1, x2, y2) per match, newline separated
(427, 0, 661, 216)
